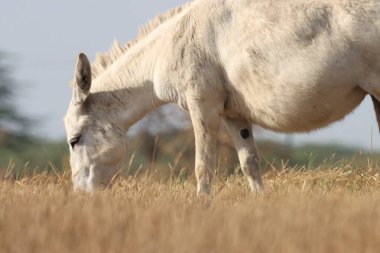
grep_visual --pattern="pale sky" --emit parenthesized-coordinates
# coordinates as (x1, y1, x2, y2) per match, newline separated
(0, 0, 379, 150)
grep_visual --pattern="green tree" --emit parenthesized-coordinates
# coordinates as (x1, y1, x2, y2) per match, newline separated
(0, 52, 29, 135)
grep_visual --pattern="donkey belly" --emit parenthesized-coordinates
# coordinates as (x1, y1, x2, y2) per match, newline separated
(229, 84, 367, 133)
(214, 0, 374, 132)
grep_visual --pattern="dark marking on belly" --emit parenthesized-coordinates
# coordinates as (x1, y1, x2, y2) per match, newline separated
(294, 5, 332, 46)
(240, 129, 250, 139)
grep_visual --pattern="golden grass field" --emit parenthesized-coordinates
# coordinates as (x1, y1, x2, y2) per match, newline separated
(1, 163, 380, 253)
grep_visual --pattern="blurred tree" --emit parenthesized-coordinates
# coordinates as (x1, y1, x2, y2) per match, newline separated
(0, 52, 29, 135)
(0, 52, 53, 171)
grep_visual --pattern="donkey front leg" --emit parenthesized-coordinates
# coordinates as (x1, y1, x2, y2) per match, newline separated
(187, 95, 223, 195)
(224, 118, 264, 193)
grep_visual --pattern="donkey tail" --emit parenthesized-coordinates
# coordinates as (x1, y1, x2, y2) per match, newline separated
(371, 95, 380, 132)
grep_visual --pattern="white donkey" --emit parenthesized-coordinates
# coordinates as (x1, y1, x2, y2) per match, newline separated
(65, 0, 380, 194)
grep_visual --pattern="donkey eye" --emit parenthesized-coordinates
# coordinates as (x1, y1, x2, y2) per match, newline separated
(70, 136, 81, 149)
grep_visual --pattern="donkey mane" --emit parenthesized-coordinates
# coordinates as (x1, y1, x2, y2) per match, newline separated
(91, 2, 192, 79)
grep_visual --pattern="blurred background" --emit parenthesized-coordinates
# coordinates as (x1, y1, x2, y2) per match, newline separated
(0, 0, 379, 177)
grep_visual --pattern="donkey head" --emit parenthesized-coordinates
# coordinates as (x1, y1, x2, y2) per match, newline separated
(64, 53, 127, 191)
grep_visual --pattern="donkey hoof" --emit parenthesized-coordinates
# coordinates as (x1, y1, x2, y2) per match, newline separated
(197, 183, 211, 196)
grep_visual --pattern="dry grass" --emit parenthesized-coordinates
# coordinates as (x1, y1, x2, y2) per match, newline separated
(1, 166, 380, 253)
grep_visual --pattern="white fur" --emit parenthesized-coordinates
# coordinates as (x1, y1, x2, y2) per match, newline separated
(65, 0, 380, 194)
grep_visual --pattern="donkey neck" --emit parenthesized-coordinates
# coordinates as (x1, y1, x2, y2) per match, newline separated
(90, 37, 164, 129)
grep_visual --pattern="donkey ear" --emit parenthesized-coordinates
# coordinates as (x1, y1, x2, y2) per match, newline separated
(75, 53, 92, 95)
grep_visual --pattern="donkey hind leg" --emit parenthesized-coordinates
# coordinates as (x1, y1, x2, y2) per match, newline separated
(224, 118, 264, 193)
(187, 95, 224, 195)
(371, 95, 380, 132)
